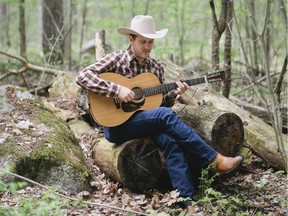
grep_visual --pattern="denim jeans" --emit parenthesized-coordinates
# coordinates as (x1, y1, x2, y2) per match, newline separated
(103, 107, 217, 205)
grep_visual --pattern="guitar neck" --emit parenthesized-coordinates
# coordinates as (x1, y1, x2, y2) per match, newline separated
(144, 76, 206, 96)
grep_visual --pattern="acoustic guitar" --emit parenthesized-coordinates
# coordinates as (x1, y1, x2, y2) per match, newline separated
(88, 71, 224, 127)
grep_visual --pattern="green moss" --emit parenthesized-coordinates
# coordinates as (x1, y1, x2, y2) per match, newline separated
(245, 129, 266, 147)
(1, 87, 91, 191)
(0, 138, 22, 158)
(23, 100, 88, 173)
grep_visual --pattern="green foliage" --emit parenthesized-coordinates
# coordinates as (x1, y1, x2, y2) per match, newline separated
(194, 168, 287, 216)
(194, 164, 256, 215)
(0, 169, 71, 216)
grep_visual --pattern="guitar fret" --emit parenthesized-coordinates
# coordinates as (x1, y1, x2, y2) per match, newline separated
(144, 77, 206, 96)
(187, 77, 205, 86)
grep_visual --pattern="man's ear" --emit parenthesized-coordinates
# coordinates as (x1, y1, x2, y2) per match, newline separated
(128, 35, 133, 42)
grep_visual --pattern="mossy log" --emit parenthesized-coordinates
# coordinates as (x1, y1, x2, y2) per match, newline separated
(93, 138, 162, 192)
(0, 85, 91, 193)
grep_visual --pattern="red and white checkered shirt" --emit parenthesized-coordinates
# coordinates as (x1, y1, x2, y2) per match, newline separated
(76, 46, 176, 107)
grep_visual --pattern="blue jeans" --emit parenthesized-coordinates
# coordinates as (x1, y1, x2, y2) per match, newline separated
(103, 107, 217, 206)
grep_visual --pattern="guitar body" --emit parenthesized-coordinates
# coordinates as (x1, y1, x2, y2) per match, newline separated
(88, 72, 163, 127)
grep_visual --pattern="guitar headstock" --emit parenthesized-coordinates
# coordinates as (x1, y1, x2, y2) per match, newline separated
(207, 70, 225, 83)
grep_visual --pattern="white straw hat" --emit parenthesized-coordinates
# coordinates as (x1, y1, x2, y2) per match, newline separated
(117, 15, 168, 39)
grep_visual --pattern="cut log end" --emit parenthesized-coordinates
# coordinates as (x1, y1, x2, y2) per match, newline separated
(211, 112, 244, 156)
(93, 138, 162, 192)
(117, 139, 162, 191)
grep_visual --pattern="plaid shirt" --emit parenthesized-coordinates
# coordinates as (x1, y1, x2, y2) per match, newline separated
(76, 46, 176, 107)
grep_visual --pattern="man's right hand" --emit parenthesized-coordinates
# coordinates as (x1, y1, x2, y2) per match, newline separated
(118, 86, 135, 103)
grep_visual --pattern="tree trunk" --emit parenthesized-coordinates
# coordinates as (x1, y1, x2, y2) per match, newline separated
(222, 0, 233, 98)
(42, 0, 64, 64)
(93, 138, 162, 192)
(19, 0, 26, 58)
(78, 0, 88, 63)
(63, 0, 72, 70)
(95, 30, 106, 61)
(0, 85, 91, 193)
(0, 3, 10, 47)
(209, 0, 227, 71)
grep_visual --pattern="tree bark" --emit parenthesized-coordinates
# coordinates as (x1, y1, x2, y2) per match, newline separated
(209, 0, 227, 71)
(0, 3, 10, 47)
(93, 138, 162, 192)
(19, 0, 26, 58)
(222, 0, 233, 98)
(95, 30, 106, 61)
(63, 0, 72, 70)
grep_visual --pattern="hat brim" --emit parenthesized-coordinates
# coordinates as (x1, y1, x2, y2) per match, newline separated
(117, 27, 168, 39)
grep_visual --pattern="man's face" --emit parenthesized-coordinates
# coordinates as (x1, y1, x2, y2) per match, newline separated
(129, 35, 154, 63)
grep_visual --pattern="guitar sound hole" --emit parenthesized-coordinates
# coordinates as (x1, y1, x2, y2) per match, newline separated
(132, 87, 144, 101)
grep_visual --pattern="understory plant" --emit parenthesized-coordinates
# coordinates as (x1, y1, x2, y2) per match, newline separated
(0, 167, 69, 216)
(194, 163, 249, 216)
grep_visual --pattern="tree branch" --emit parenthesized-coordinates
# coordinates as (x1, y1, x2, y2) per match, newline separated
(0, 51, 66, 80)
(209, 0, 220, 34)
(274, 56, 287, 104)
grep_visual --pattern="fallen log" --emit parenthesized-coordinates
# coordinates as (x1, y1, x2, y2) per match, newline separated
(183, 87, 288, 170)
(173, 103, 244, 156)
(0, 85, 91, 193)
(93, 138, 162, 192)
(230, 96, 287, 134)
(93, 106, 244, 191)
(161, 60, 287, 170)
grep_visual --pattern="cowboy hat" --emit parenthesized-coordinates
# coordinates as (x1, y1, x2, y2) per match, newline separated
(117, 15, 168, 39)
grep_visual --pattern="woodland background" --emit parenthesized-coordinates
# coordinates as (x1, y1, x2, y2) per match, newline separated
(0, 0, 287, 118)
(1, 0, 287, 168)
(0, 0, 287, 215)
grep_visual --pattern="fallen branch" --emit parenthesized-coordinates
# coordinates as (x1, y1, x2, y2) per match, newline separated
(0, 51, 66, 81)
(0, 51, 69, 95)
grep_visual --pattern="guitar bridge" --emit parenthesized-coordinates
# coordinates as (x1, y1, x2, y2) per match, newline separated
(122, 100, 145, 112)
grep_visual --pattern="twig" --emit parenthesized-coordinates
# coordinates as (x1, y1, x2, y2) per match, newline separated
(232, 72, 279, 96)
(1, 169, 148, 216)
(274, 56, 287, 104)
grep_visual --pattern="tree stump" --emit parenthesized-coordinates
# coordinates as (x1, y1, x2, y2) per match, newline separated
(93, 138, 162, 192)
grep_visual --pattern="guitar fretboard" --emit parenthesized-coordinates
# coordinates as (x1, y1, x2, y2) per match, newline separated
(144, 77, 206, 96)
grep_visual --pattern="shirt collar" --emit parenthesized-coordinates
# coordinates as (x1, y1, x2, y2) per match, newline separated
(125, 46, 151, 65)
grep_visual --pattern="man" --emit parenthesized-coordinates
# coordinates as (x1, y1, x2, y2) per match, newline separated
(76, 15, 243, 214)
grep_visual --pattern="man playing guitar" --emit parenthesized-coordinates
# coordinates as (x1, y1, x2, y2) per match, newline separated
(76, 15, 243, 215)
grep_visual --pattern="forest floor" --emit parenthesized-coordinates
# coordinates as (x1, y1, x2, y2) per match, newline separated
(1, 124, 287, 216)
(0, 96, 287, 216)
